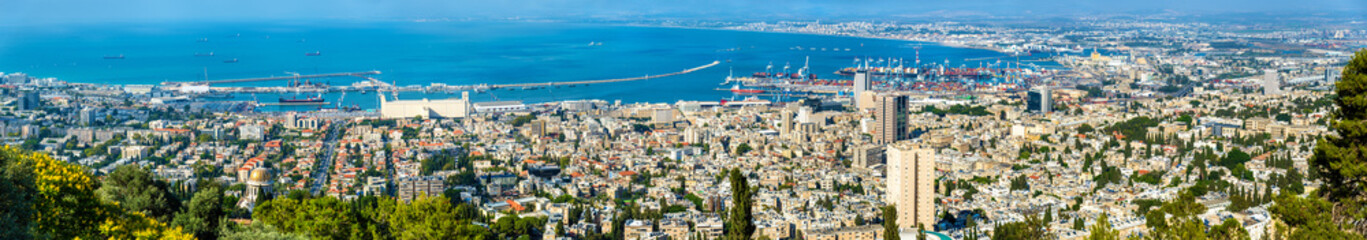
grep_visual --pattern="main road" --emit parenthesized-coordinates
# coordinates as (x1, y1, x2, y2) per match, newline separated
(309, 122, 344, 196)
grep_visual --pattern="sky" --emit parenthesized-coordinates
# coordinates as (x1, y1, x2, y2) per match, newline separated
(3, 0, 1365, 24)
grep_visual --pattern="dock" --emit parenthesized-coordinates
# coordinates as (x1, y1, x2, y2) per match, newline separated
(173, 60, 719, 95)
(492, 61, 719, 88)
(162, 71, 381, 86)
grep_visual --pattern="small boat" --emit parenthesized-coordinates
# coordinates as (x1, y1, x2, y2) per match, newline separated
(223, 58, 238, 63)
(194, 52, 214, 57)
(305, 51, 321, 56)
(103, 55, 125, 59)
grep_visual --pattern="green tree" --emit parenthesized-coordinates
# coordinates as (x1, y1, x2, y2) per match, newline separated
(735, 143, 753, 156)
(993, 215, 1051, 239)
(1269, 192, 1364, 239)
(97, 165, 184, 223)
(726, 168, 755, 240)
(1144, 187, 1261, 240)
(219, 222, 309, 240)
(1088, 213, 1119, 240)
(1209, 218, 1249, 240)
(917, 223, 927, 240)
(172, 183, 225, 240)
(12, 147, 192, 239)
(1078, 123, 1095, 133)
(612, 212, 626, 240)
(252, 197, 358, 239)
(1312, 49, 1367, 234)
(0, 146, 34, 239)
(883, 205, 900, 240)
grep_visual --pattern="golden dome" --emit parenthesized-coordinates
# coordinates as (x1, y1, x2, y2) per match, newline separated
(248, 168, 271, 183)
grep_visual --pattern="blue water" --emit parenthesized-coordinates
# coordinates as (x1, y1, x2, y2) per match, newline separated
(0, 21, 1051, 110)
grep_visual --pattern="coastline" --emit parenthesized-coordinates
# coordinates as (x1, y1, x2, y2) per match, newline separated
(606, 22, 1067, 68)
(611, 23, 1005, 53)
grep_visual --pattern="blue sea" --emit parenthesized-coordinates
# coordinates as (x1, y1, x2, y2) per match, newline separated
(0, 21, 1055, 111)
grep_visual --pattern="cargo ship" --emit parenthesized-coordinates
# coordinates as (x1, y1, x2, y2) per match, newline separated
(195, 92, 233, 99)
(305, 51, 321, 56)
(103, 55, 125, 59)
(194, 52, 214, 57)
(836, 57, 919, 77)
(730, 83, 765, 94)
(748, 58, 818, 80)
(279, 94, 324, 103)
(223, 58, 239, 63)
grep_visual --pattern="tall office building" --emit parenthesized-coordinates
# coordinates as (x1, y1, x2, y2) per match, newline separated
(1264, 69, 1281, 95)
(1027, 87, 1051, 113)
(17, 91, 39, 110)
(1326, 69, 1335, 83)
(853, 70, 870, 108)
(79, 108, 95, 126)
(528, 119, 548, 138)
(797, 106, 815, 124)
(852, 144, 886, 168)
(885, 142, 936, 231)
(875, 94, 908, 144)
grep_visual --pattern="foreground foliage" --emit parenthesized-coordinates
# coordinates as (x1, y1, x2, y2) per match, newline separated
(1311, 49, 1367, 235)
(253, 193, 532, 240)
(0, 147, 191, 239)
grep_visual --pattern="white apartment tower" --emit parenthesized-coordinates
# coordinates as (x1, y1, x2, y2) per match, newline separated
(853, 70, 870, 108)
(885, 141, 936, 231)
(1264, 69, 1281, 95)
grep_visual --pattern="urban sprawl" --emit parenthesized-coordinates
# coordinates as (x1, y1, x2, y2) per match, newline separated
(3, 14, 1365, 240)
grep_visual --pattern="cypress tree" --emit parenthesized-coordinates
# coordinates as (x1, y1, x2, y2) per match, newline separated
(883, 205, 900, 240)
(917, 223, 927, 240)
(725, 169, 754, 240)
(1043, 207, 1053, 224)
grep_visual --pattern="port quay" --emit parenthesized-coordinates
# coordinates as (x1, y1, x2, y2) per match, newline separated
(159, 60, 721, 94)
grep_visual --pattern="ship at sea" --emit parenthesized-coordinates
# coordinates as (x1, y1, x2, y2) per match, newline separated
(103, 55, 125, 59)
(305, 51, 321, 56)
(223, 58, 239, 63)
(194, 52, 214, 57)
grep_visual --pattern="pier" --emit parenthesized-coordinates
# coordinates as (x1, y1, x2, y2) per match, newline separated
(174, 61, 719, 96)
(491, 61, 719, 88)
(162, 71, 382, 86)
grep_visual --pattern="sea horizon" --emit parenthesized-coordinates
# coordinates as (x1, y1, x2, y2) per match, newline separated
(0, 20, 1061, 109)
